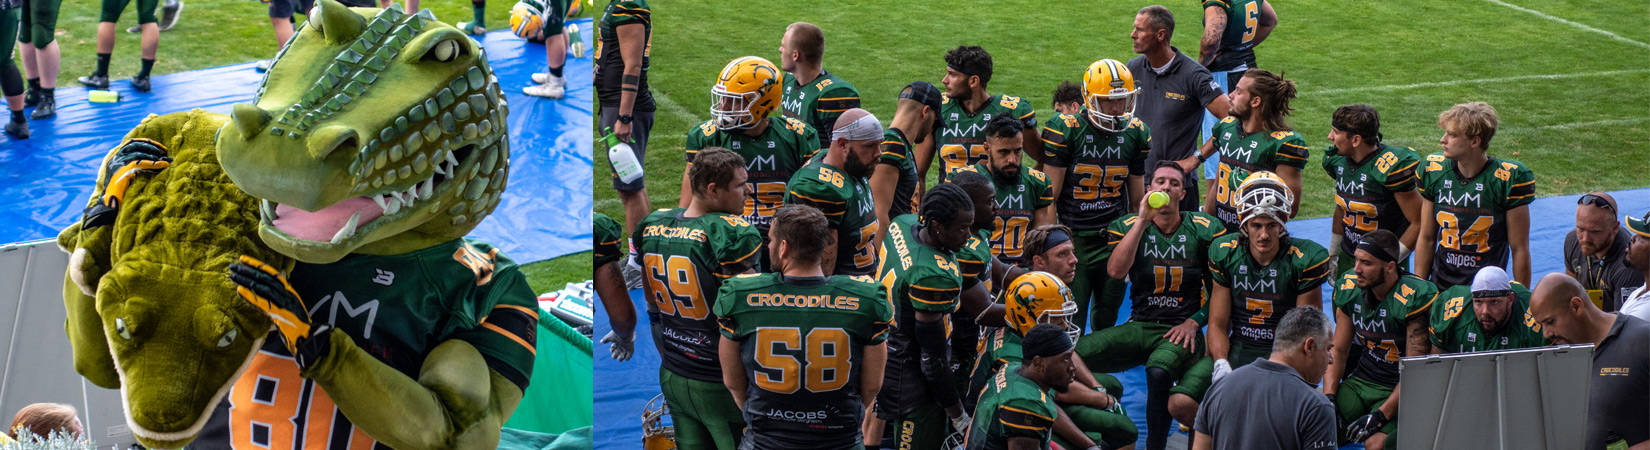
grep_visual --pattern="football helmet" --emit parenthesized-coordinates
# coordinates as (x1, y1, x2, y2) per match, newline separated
(1237, 171, 1294, 231)
(508, 0, 546, 39)
(1082, 59, 1138, 132)
(1005, 271, 1080, 341)
(642, 393, 677, 450)
(710, 56, 783, 131)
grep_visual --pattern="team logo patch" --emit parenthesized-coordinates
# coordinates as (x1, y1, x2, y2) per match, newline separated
(372, 269, 395, 286)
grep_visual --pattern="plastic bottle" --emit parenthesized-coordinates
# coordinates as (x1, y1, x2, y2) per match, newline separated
(604, 129, 644, 184)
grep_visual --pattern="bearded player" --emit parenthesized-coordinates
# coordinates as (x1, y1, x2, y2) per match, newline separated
(1428, 266, 1547, 354)
(1323, 230, 1437, 450)
(951, 114, 1055, 267)
(918, 45, 1041, 183)
(1414, 102, 1535, 288)
(1180, 69, 1307, 231)
(785, 108, 884, 276)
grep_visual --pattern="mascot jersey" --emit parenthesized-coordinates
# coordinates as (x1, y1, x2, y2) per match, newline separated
(190, 238, 537, 450)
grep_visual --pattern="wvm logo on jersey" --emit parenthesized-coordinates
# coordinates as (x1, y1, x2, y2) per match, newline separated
(939, 121, 989, 138)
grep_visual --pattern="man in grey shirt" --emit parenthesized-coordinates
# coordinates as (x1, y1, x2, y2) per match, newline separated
(1565, 192, 1644, 312)
(1194, 306, 1337, 450)
(1530, 273, 1650, 449)
(1127, 5, 1230, 212)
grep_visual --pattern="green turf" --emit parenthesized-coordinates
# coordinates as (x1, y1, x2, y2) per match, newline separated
(522, 251, 591, 294)
(596, 0, 1650, 224)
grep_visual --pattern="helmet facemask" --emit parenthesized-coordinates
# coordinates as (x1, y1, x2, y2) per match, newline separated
(1085, 88, 1137, 133)
(710, 86, 761, 131)
(1237, 177, 1294, 238)
(1038, 299, 1082, 341)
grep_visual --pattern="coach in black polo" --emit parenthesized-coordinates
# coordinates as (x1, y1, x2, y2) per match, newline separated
(1127, 5, 1231, 212)
(1530, 273, 1650, 449)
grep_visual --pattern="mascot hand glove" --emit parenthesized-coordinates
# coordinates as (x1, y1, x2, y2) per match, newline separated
(84, 138, 172, 228)
(230, 255, 333, 370)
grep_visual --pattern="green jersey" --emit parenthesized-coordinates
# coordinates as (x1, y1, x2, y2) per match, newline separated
(880, 128, 921, 219)
(1207, 117, 1310, 230)
(934, 94, 1038, 176)
(1209, 234, 1331, 347)
(1105, 212, 1228, 324)
(951, 162, 1055, 267)
(715, 273, 891, 450)
(1321, 144, 1421, 256)
(596, 0, 653, 111)
(957, 229, 996, 293)
(685, 116, 822, 232)
(201, 239, 538, 450)
(1416, 154, 1536, 288)
(1201, 0, 1265, 72)
(966, 364, 1058, 450)
(1040, 113, 1152, 230)
(875, 214, 965, 416)
(968, 327, 1025, 406)
(594, 212, 624, 267)
(782, 69, 861, 149)
(1332, 273, 1438, 387)
(786, 159, 878, 276)
(1429, 282, 1548, 353)
(633, 209, 764, 382)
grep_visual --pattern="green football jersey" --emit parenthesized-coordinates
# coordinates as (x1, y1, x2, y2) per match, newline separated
(1209, 234, 1331, 347)
(1201, 0, 1265, 72)
(1428, 282, 1549, 353)
(1104, 212, 1228, 324)
(202, 238, 538, 450)
(594, 212, 624, 267)
(1416, 154, 1536, 288)
(715, 273, 892, 450)
(1332, 272, 1438, 387)
(950, 161, 1055, 267)
(968, 327, 1025, 405)
(880, 128, 921, 219)
(633, 209, 764, 382)
(875, 213, 965, 416)
(1040, 113, 1152, 231)
(1321, 144, 1421, 256)
(782, 70, 861, 149)
(957, 228, 996, 293)
(1207, 117, 1311, 230)
(596, 0, 653, 111)
(933, 94, 1038, 176)
(786, 159, 879, 276)
(685, 115, 822, 232)
(966, 364, 1058, 450)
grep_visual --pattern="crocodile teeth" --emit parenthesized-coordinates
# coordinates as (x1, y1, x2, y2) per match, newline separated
(433, 160, 447, 176)
(384, 195, 403, 216)
(331, 211, 361, 244)
(372, 194, 387, 211)
(262, 199, 279, 220)
(418, 177, 434, 199)
(445, 150, 459, 168)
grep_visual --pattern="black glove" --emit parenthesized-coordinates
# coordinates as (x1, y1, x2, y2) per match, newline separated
(1346, 409, 1388, 443)
(1325, 392, 1337, 406)
(83, 138, 172, 228)
(230, 255, 332, 370)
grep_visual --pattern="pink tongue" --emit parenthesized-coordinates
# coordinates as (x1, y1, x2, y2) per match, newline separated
(270, 197, 386, 242)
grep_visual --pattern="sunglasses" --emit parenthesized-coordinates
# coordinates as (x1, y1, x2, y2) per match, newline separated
(1578, 193, 1616, 213)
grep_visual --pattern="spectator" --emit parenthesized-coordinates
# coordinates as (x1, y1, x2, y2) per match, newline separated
(1529, 273, 1649, 449)
(18, 0, 62, 119)
(524, 0, 571, 98)
(1193, 306, 1337, 450)
(1565, 192, 1644, 312)
(8, 403, 82, 441)
(257, 0, 375, 73)
(2, 0, 29, 138)
(1127, 5, 1231, 212)
(1620, 211, 1650, 322)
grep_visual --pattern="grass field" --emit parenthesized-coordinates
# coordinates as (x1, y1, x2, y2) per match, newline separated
(595, 0, 1650, 224)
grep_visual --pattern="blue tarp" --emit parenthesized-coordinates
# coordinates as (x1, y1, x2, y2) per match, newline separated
(592, 188, 1650, 449)
(0, 20, 592, 263)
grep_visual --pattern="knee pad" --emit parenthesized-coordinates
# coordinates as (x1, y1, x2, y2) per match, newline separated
(0, 63, 23, 97)
(1146, 366, 1173, 387)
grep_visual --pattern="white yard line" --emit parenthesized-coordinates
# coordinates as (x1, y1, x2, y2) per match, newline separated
(652, 92, 705, 126)
(1308, 69, 1650, 95)
(1483, 0, 1650, 51)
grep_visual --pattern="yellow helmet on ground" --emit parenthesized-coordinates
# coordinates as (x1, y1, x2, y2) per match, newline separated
(509, 0, 546, 39)
(1005, 271, 1080, 341)
(642, 393, 676, 450)
(1081, 59, 1138, 132)
(710, 56, 783, 131)
(1237, 171, 1294, 230)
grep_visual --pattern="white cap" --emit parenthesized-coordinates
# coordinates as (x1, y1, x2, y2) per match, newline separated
(1470, 266, 1513, 298)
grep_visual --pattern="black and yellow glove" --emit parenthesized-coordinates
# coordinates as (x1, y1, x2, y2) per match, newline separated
(230, 255, 332, 369)
(83, 138, 172, 228)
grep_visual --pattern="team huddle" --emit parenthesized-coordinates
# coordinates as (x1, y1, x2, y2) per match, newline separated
(585, 3, 1637, 450)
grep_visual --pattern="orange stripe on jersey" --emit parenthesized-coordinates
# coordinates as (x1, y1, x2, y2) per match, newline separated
(495, 304, 540, 321)
(482, 322, 537, 355)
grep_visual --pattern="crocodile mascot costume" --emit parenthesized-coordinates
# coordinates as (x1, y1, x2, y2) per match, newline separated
(56, 1, 536, 448)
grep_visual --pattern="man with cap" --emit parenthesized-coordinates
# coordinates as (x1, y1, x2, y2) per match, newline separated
(874, 81, 943, 243)
(966, 323, 1078, 450)
(1192, 307, 1338, 450)
(1564, 192, 1644, 312)
(785, 108, 884, 276)
(1321, 229, 1437, 450)
(1621, 210, 1650, 321)
(1427, 266, 1547, 354)
(1529, 273, 1650, 450)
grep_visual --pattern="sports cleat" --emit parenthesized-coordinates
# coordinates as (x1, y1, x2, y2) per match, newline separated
(29, 95, 55, 120)
(79, 74, 111, 90)
(23, 80, 41, 107)
(4, 121, 28, 140)
(159, 0, 183, 30)
(531, 72, 548, 84)
(456, 21, 486, 35)
(132, 76, 152, 93)
(523, 77, 565, 99)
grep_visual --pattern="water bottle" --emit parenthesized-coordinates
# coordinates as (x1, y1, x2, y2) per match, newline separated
(604, 129, 644, 184)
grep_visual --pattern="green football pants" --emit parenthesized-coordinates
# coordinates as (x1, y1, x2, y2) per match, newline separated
(660, 367, 745, 450)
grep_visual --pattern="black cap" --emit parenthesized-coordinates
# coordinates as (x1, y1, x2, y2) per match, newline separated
(900, 81, 945, 113)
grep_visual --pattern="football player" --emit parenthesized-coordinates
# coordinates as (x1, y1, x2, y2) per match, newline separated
(1180, 69, 1308, 231)
(1428, 266, 1547, 353)
(1322, 105, 1422, 276)
(1323, 230, 1436, 450)
(1207, 172, 1331, 377)
(641, 147, 765, 450)
(949, 170, 1017, 408)
(1049, 81, 1083, 116)
(683, 56, 821, 272)
(785, 108, 883, 276)
(595, 0, 655, 247)
(778, 22, 860, 150)
(965, 324, 1077, 450)
(1079, 162, 1226, 450)
(874, 184, 975, 450)
(873, 81, 941, 244)
(1414, 102, 1534, 288)
(949, 114, 1056, 268)
(918, 45, 1040, 182)
(1041, 59, 1152, 332)
(715, 204, 892, 450)
(1197, 0, 1276, 86)
(594, 212, 638, 361)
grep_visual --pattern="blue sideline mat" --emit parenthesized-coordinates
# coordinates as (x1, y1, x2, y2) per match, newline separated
(0, 19, 592, 263)
(591, 188, 1650, 450)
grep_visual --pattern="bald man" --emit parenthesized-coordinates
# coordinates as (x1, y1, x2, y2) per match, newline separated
(1530, 273, 1650, 449)
(784, 108, 884, 276)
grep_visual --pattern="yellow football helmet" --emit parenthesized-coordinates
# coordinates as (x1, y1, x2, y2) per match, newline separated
(711, 56, 783, 131)
(642, 393, 677, 450)
(1005, 272, 1080, 341)
(1082, 59, 1138, 133)
(1237, 171, 1294, 230)
(508, 0, 545, 39)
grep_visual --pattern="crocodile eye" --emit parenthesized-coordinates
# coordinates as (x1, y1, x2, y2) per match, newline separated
(116, 318, 132, 340)
(427, 39, 461, 62)
(218, 329, 238, 348)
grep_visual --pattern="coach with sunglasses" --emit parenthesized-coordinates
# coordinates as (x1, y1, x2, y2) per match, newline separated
(1564, 192, 1643, 312)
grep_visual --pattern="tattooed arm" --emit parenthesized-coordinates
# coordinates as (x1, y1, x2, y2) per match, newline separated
(1199, 6, 1228, 67)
